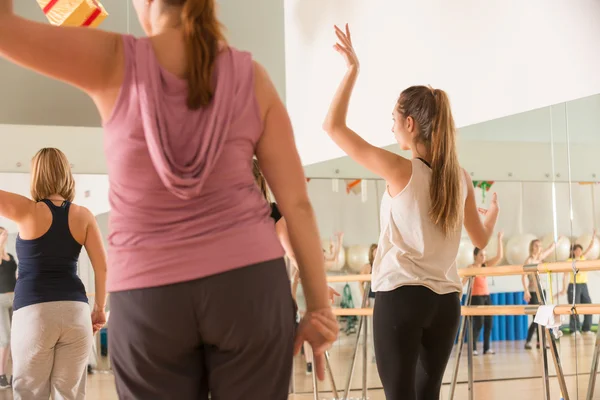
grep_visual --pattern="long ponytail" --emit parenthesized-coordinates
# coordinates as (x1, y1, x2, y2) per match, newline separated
(397, 86, 462, 236)
(429, 89, 462, 235)
(178, 0, 226, 109)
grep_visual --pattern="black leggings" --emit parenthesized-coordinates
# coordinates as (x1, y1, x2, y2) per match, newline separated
(471, 295, 492, 352)
(526, 290, 546, 343)
(373, 286, 461, 400)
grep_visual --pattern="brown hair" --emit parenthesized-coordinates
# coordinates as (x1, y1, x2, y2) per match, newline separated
(165, 0, 226, 109)
(529, 239, 540, 256)
(30, 148, 75, 202)
(368, 243, 377, 265)
(397, 86, 462, 236)
(252, 159, 271, 203)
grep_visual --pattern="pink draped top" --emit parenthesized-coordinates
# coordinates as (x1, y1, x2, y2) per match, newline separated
(103, 35, 284, 291)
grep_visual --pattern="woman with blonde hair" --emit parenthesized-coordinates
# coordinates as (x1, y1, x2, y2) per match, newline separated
(0, 1, 336, 398)
(0, 148, 107, 399)
(323, 24, 499, 399)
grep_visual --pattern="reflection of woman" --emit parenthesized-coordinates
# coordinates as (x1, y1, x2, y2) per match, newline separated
(0, 1, 339, 394)
(253, 160, 339, 375)
(0, 148, 107, 398)
(360, 244, 378, 363)
(462, 232, 503, 355)
(522, 238, 563, 349)
(0, 227, 16, 390)
(561, 231, 596, 335)
(323, 24, 499, 399)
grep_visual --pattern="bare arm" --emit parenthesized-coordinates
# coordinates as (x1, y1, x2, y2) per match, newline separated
(486, 232, 505, 267)
(0, 5, 123, 118)
(322, 25, 409, 194)
(254, 62, 329, 312)
(463, 171, 499, 249)
(539, 241, 558, 261)
(82, 209, 107, 311)
(0, 190, 35, 224)
(582, 229, 597, 258)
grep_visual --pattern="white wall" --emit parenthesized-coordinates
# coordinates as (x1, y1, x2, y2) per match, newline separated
(0, 0, 286, 174)
(286, 0, 600, 165)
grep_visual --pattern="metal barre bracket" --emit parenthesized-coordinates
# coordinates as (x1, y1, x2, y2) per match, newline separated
(523, 264, 540, 272)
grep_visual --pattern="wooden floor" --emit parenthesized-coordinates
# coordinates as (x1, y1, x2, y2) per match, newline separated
(0, 334, 598, 399)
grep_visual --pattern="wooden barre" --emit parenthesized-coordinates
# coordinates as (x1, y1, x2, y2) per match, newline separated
(333, 304, 600, 317)
(326, 260, 600, 283)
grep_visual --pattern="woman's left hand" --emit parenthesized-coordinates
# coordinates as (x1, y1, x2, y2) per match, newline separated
(333, 24, 359, 70)
(91, 308, 107, 334)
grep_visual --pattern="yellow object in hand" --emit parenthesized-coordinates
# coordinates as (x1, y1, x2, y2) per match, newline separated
(36, 0, 108, 28)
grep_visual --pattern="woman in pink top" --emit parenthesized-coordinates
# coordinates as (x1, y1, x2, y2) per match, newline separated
(463, 232, 504, 355)
(0, 1, 337, 398)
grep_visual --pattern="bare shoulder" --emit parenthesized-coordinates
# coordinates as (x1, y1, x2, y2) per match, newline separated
(252, 60, 278, 121)
(67, 203, 96, 227)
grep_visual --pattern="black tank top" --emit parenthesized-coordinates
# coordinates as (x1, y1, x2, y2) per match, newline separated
(13, 200, 87, 311)
(0, 254, 17, 294)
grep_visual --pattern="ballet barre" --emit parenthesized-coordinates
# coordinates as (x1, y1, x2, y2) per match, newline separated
(333, 304, 600, 317)
(324, 259, 600, 400)
(326, 259, 600, 283)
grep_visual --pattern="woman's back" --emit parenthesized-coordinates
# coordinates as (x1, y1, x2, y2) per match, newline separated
(14, 199, 87, 311)
(373, 158, 467, 294)
(103, 36, 283, 292)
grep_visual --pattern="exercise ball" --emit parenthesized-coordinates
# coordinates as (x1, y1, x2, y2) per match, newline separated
(322, 238, 346, 272)
(456, 239, 475, 269)
(484, 234, 505, 265)
(346, 245, 370, 273)
(576, 233, 600, 260)
(505, 234, 538, 265)
(541, 234, 571, 262)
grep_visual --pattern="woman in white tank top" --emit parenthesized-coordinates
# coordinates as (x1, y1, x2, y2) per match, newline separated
(323, 25, 500, 400)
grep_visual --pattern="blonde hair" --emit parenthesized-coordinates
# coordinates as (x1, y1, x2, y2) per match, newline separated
(252, 158, 271, 203)
(30, 148, 75, 202)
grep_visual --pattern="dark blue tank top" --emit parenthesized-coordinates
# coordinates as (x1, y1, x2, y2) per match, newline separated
(13, 200, 88, 311)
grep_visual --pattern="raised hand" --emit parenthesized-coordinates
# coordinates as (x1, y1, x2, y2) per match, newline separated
(333, 23, 359, 70)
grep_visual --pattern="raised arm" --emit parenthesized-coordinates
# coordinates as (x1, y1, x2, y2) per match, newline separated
(463, 171, 499, 249)
(322, 24, 410, 193)
(486, 232, 505, 267)
(582, 229, 597, 258)
(539, 239, 560, 261)
(0, 2, 124, 119)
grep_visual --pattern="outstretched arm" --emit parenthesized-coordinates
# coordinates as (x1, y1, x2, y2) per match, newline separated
(322, 24, 409, 192)
(582, 229, 597, 258)
(486, 232, 505, 267)
(0, 3, 123, 115)
(0, 190, 35, 224)
(539, 239, 561, 261)
(463, 171, 499, 249)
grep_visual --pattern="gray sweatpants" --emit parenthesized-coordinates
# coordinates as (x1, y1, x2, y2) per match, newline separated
(11, 301, 92, 400)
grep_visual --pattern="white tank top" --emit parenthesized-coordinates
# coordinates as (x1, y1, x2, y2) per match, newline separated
(372, 158, 468, 295)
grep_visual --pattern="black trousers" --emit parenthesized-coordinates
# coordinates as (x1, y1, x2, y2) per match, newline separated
(568, 283, 592, 332)
(373, 286, 461, 400)
(471, 295, 492, 352)
(109, 259, 296, 400)
(526, 290, 546, 343)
